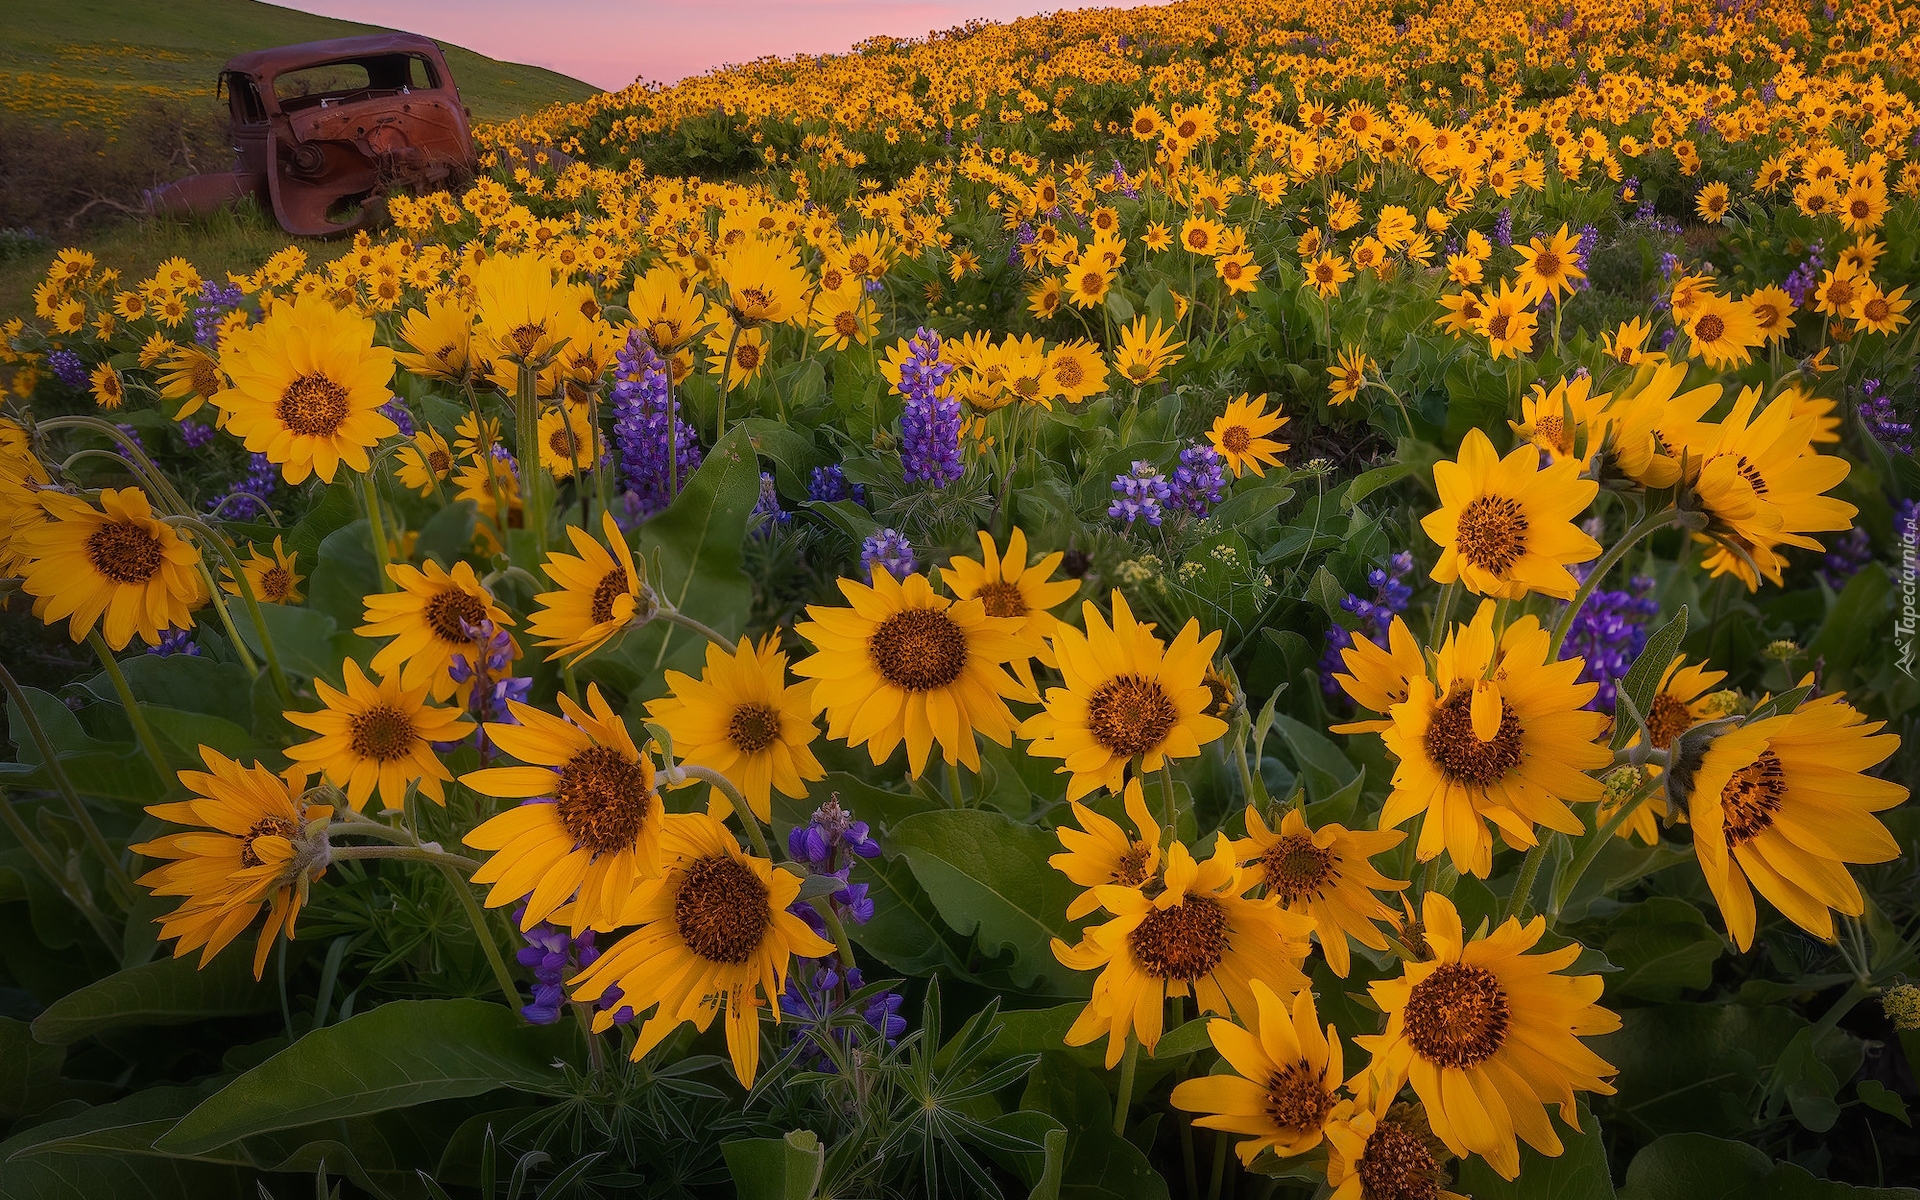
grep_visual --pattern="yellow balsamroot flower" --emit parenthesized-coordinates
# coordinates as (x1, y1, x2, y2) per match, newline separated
(1423, 428, 1599, 600)
(156, 344, 226, 420)
(1852, 282, 1910, 336)
(1680, 694, 1906, 952)
(715, 236, 809, 326)
(462, 683, 666, 933)
(1695, 180, 1732, 222)
(1112, 316, 1185, 386)
(810, 285, 878, 351)
(1811, 268, 1862, 317)
(1510, 374, 1609, 466)
(1330, 614, 1426, 736)
(627, 264, 708, 350)
(1050, 777, 1162, 919)
(1067, 259, 1117, 309)
(1324, 1086, 1464, 1200)
(359, 560, 518, 702)
(132, 750, 331, 979)
(1020, 590, 1226, 801)
(1601, 316, 1660, 365)
(1513, 223, 1586, 304)
(1746, 284, 1797, 344)
(394, 427, 454, 496)
(213, 295, 398, 485)
(1643, 654, 1731, 755)
(1179, 215, 1225, 256)
(705, 318, 768, 390)
(1434, 289, 1485, 336)
(1215, 250, 1260, 294)
(793, 568, 1028, 777)
(1046, 339, 1109, 403)
(469, 252, 594, 372)
(283, 658, 471, 811)
(568, 810, 834, 1086)
(1476, 278, 1538, 359)
(536, 403, 598, 480)
(1380, 605, 1609, 877)
(1682, 291, 1763, 369)
(1026, 274, 1065, 320)
(1304, 250, 1352, 298)
(1591, 361, 1719, 489)
(1237, 806, 1407, 977)
(1357, 892, 1620, 1182)
(1209, 393, 1289, 477)
(1327, 347, 1372, 406)
(1053, 839, 1312, 1067)
(222, 535, 303, 605)
(528, 511, 643, 667)
(1170, 981, 1345, 1165)
(17, 487, 204, 650)
(644, 635, 825, 823)
(393, 296, 476, 381)
(939, 527, 1077, 697)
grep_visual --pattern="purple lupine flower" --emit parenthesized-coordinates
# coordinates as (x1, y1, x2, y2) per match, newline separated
(861, 528, 915, 581)
(1112, 160, 1140, 200)
(207, 452, 280, 517)
(191, 281, 246, 348)
(512, 906, 603, 1026)
(751, 471, 790, 534)
(378, 396, 416, 437)
(1109, 460, 1172, 527)
(1783, 243, 1825, 307)
(780, 797, 902, 1057)
(114, 423, 145, 455)
(899, 328, 962, 487)
(1493, 208, 1513, 248)
(180, 421, 216, 449)
(1169, 443, 1227, 517)
(1008, 221, 1036, 267)
(48, 349, 87, 389)
(1861, 378, 1912, 454)
(610, 330, 701, 520)
(1571, 224, 1599, 293)
(446, 618, 530, 766)
(1818, 528, 1874, 591)
(809, 463, 866, 505)
(787, 796, 882, 871)
(1320, 551, 1414, 696)
(146, 628, 201, 657)
(1563, 572, 1660, 712)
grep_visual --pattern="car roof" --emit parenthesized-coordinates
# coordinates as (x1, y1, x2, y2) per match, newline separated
(221, 33, 448, 81)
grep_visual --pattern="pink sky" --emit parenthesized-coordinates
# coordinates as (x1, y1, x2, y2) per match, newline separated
(279, 0, 1158, 92)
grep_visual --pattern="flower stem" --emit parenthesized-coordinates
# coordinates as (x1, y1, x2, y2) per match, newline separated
(440, 864, 524, 1011)
(1112, 1035, 1140, 1136)
(816, 900, 859, 970)
(656, 606, 732, 648)
(1549, 778, 1662, 920)
(1159, 760, 1179, 839)
(677, 764, 772, 859)
(0, 785, 118, 948)
(0, 660, 137, 904)
(361, 471, 395, 594)
(86, 630, 171, 783)
(715, 322, 743, 441)
(326, 844, 483, 871)
(1501, 841, 1549, 924)
(1549, 507, 1678, 657)
(167, 516, 293, 706)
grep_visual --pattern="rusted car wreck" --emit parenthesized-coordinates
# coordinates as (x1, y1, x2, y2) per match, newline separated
(148, 33, 478, 237)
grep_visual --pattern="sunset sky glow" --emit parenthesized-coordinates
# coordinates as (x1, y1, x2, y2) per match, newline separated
(280, 0, 1159, 92)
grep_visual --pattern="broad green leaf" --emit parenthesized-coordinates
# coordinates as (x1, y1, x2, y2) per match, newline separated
(32, 949, 280, 1045)
(0, 1084, 253, 1200)
(722, 1129, 823, 1200)
(1611, 606, 1687, 751)
(1599, 896, 1724, 1002)
(1806, 564, 1892, 675)
(0, 1016, 64, 1118)
(843, 853, 982, 981)
(1270, 714, 1359, 803)
(1457, 1102, 1614, 1199)
(306, 518, 384, 632)
(1619, 1132, 1920, 1199)
(1019, 1052, 1170, 1200)
(1339, 461, 1414, 510)
(887, 809, 1089, 996)
(156, 999, 575, 1154)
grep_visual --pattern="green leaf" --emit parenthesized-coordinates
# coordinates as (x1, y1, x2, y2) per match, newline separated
(155, 999, 574, 1154)
(722, 1130, 823, 1200)
(1806, 564, 1892, 676)
(1612, 607, 1688, 751)
(306, 519, 383, 633)
(887, 809, 1088, 996)
(0, 1084, 254, 1200)
(1599, 896, 1724, 1002)
(1857, 1079, 1910, 1126)
(0, 1016, 64, 1118)
(415, 498, 479, 568)
(1269, 714, 1359, 803)
(1019, 1052, 1169, 1200)
(1619, 1132, 1920, 1199)
(1456, 1102, 1613, 1199)
(31, 949, 280, 1046)
(1339, 462, 1414, 510)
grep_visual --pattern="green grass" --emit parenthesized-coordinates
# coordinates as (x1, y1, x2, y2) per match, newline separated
(2, 0, 598, 128)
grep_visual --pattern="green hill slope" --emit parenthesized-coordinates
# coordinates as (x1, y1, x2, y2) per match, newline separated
(0, 0, 599, 128)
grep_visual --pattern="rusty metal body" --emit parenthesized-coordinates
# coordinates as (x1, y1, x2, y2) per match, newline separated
(148, 33, 477, 237)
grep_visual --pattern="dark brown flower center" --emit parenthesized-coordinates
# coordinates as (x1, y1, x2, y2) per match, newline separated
(1733, 454, 1768, 496)
(239, 815, 299, 869)
(277, 373, 350, 438)
(260, 566, 293, 602)
(1826, 279, 1855, 307)
(1054, 356, 1085, 388)
(976, 580, 1028, 618)
(507, 323, 546, 356)
(735, 341, 763, 370)
(1221, 425, 1252, 453)
(1403, 961, 1511, 1068)
(1455, 494, 1529, 574)
(1263, 834, 1339, 902)
(191, 359, 222, 397)
(425, 587, 489, 644)
(1752, 303, 1779, 329)
(1694, 314, 1727, 343)
(1532, 250, 1561, 278)
(1423, 686, 1523, 787)
(1865, 298, 1889, 322)
(1720, 748, 1786, 846)
(1266, 1060, 1334, 1132)
(1087, 674, 1178, 758)
(589, 567, 629, 626)
(674, 854, 770, 963)
(727, 702, 781, 754)
(869, 608, 969, 691)
(1485, 312, 1512, 340)
(1356, 1116, 1442, 1200)
(1113, 841, 1153, 887)
(349, 704, 417, 761)
(555, 745, 652, 855)
(1644, 692, 1695, 749)
(86, 519, 164, 584)
(834, 309, 859, 337)
(428, 449, 452, 474)
(1128, 894, 1226, 981)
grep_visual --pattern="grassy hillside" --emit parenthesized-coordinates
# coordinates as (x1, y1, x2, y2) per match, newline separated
(1, 0, 599, 129)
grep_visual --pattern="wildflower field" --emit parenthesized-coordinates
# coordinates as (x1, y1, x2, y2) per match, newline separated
(2, 0, 1919, 1195)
